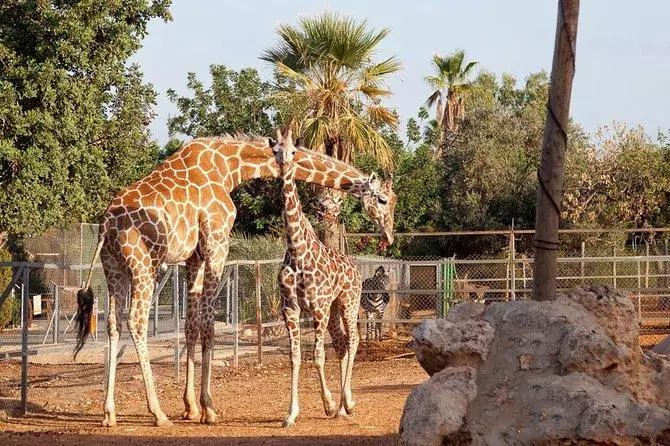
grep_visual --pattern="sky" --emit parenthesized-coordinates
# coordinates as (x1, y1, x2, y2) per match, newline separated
(132, 0, 670, 146)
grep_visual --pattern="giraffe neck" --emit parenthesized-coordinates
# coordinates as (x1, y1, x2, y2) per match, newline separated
(281, 163, 314, 260)
(233, 144, 372, 197)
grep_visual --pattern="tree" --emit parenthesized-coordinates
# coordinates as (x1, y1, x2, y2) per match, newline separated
(167, 65, 274, 138)
(0, 0, 171, 238)
(533, 0, 580, 301)
(562, 123, 670, 229)
(424, 50, 478, 157)
(261, 12, 401, 249)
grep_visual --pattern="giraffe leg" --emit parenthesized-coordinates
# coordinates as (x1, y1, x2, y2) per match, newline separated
(127, 270, 171, 427)
(312, 310, 337, 417)
(101, 252, 129, 427)
(282, 303, 301, 427)
(197, 239, 228, 424)
(327, 300, 349, 419)
(340, 293, 360, 416)
(182, 255, 204, 421)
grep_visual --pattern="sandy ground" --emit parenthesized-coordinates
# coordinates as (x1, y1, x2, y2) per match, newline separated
(0, 339, 424, 445)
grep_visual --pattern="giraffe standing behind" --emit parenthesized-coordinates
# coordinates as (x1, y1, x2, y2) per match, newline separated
(273, 129, 391, 427)
(73, 132, 397, 427)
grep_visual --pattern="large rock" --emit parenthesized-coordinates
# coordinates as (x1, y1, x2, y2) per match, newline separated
(400, 285, 670, 445)
(399, 367, 478, 446)
(412, 302, 494, 376)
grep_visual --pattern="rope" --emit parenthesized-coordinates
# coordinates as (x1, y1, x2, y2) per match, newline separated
(534, 0, 576, 252)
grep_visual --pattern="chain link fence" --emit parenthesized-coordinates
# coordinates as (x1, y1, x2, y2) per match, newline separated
(2, 226, 670, 414)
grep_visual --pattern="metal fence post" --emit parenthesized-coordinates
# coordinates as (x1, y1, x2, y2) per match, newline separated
(153, 279, 159, 337)
(173, 266, 180, 379)
(580, 242, 585, 284)
(645, 242, 650, 288)
(53, 283, 59, 344)
(233, 263, 239, 368)
(510, 229, 516, 301)
(637, 260, 642, 319)
(255, 261, 262, 365)
(613, 246, 617, 288)
(20, 266, 30, 415)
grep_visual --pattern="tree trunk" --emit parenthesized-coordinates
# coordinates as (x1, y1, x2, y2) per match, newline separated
(533, 0, 580, 301)
(316, 188, 343, 250)
(316, 137, 345, 250)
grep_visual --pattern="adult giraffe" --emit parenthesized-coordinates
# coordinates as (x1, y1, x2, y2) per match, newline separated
(73, 131, 396, 427)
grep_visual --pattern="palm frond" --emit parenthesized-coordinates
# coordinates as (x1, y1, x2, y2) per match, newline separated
(366, 104, 398, 128)
(461, 60, 478, 78)
(363, 56, 402, 81)
(424, 89, 442, 108)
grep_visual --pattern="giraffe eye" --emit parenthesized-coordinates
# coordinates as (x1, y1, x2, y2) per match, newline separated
(377, 196, 388, 205)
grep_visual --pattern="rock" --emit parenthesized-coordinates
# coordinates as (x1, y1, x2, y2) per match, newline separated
(401, 285, 670, 444)
(651, 334, 670, 355)
(412, 318, 494, 376)
(242, 328, 254, 337)
(558, 325, 619, 373)
(399, 367, 477, 446)
(445, 300, 486, 322)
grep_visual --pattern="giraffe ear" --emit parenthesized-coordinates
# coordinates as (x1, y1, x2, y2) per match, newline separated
(275, 128, 283, 142)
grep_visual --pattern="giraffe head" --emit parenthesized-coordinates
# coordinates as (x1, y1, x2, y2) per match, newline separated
(271, 128, 300, 172)
(361, 175, 396, 246)
(270, 128, 396, 246)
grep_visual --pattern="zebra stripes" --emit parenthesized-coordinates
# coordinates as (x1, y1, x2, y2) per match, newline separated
(361, 265, 391, 341)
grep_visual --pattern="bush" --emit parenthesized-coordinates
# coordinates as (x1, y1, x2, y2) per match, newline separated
(0, 249, 14, 330)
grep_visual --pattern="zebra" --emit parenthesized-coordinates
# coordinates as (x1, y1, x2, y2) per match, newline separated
(361, 265, 391, 341)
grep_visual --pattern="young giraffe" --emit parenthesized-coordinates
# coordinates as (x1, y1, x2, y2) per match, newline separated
(74, 132, 397, 427)
(272, 129, 390, 427)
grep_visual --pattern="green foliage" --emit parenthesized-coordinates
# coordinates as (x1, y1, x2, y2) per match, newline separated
(261, 11, 401, 171)
(0, 0, 171, 237)
(425, 50, 478, 139)
(227, 232, 286, 323)
(563, 123, 670, 228)
(167, 65, 274, 138)
(0, 249, 14, 329)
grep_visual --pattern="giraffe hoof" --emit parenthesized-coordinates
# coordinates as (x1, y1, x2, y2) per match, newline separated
(200, 408, 217, 424)
(325, 402, 338, 417)
(154, 416, 173, 427)
(101, 415, 116, 427)
(345, 402, 356, 416)
(282, 418, 296, 428)
(182, 409, 200, 421)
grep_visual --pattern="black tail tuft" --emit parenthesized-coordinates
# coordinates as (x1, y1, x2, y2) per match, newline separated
(73, 287, 95, 360)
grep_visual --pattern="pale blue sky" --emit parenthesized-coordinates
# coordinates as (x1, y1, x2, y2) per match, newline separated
(132, 0, 670, 146)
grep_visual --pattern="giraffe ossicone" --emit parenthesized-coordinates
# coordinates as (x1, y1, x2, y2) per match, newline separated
(72, 131, 397, 427)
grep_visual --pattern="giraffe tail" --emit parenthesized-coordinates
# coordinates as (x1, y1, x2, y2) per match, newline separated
(73, 225, 106, 360)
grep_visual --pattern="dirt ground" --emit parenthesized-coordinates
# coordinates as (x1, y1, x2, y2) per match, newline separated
(0, 339, 424, 445)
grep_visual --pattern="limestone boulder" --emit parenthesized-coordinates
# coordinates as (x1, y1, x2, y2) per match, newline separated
(400, 285, 670, 445)
(399, 367, 477, 446)
(412, 318, 494, 376)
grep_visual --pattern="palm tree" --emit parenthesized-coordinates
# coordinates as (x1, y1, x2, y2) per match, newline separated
(424, 50, 477, 156)
(261, 12, 401, 248)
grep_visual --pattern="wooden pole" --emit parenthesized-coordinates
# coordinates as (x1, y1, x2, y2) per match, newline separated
(533, 0, 580, 301)
(255, 261, 263, 365)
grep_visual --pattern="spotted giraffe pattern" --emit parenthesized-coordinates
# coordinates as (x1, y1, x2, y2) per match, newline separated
(272, 129, 393, 427)
(78, 133, 397, 427)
